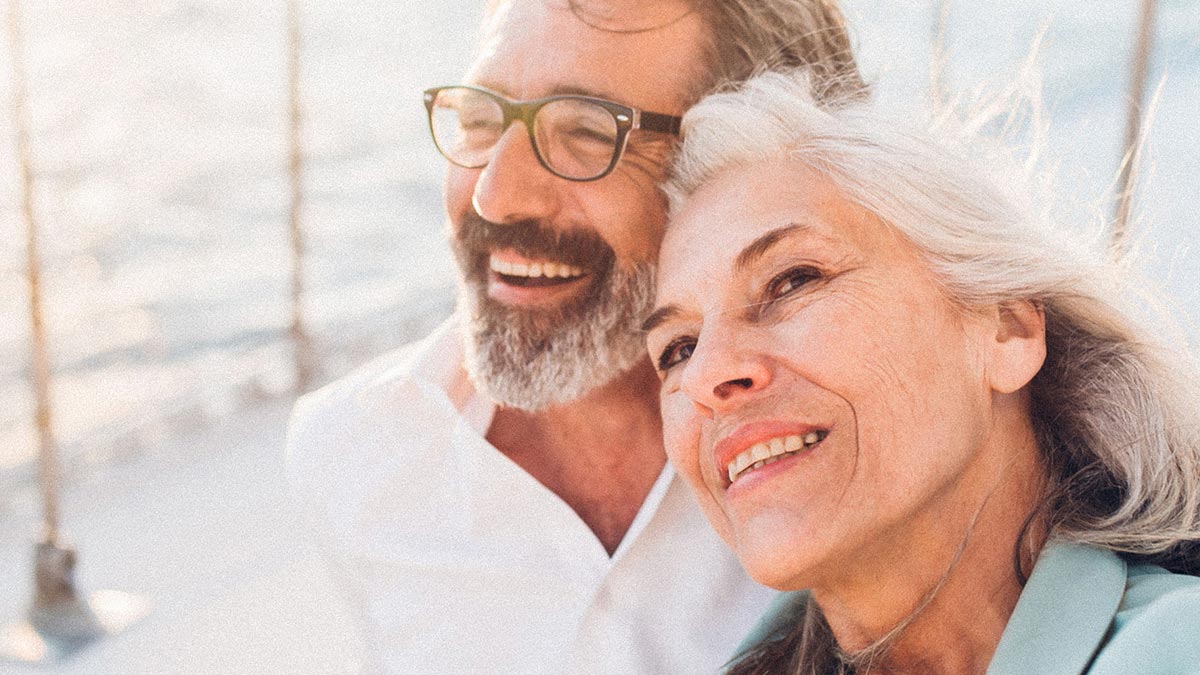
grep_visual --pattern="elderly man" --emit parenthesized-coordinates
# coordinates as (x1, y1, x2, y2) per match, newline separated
(287, 1, 862, 672)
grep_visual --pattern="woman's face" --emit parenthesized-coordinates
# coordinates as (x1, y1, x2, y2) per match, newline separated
(646, 158, 1007, 591)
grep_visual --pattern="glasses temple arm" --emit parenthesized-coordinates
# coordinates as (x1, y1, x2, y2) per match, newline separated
(637, 111, 683, 135)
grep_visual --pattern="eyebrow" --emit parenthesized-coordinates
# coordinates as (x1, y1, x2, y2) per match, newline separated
(734, 222, 816, 275)
(642, 222, 819, 334)
(472, 79, 624, 104)
(547, 84, 624, 101)
(640, 304, 681, 334)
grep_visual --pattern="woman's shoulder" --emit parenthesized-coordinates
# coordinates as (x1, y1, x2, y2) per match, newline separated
(730, 591, 811, 661)
(1122, 562, 1200, 612)
(1090, 563, 1200, 674)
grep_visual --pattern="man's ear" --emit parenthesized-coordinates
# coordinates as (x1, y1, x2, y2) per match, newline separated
(986, 300, 1047, 394)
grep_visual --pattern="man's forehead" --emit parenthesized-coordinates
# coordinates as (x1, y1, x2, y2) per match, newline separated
(559, 0, 695, 32)
(470, 0, 706, 104)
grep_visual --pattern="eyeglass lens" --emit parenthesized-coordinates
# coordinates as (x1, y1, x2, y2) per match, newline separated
(429, 88, 621, 180)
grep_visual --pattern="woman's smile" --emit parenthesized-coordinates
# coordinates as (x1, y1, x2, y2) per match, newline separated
(647, 156, 1004, 591)
(711, 419, 831, 489)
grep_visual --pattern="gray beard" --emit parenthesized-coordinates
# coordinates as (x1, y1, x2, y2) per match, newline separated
(458, 262, 656, 412)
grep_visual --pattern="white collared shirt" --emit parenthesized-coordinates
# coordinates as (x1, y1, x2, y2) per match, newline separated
(287, 316, 775, 674)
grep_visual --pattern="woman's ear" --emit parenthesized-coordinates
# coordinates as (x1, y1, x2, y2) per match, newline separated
(986, 300, 1047, 394)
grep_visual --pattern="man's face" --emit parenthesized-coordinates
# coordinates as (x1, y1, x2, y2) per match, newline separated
(446, 0, 708, 410)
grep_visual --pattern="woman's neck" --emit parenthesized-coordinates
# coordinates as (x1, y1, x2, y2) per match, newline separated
(813, 416, 1049, 675)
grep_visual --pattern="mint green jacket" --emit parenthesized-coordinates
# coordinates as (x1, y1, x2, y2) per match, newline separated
(730, 542, 1200, 674)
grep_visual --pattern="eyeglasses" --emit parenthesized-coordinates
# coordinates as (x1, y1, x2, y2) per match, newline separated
(423, 85, 682, 182)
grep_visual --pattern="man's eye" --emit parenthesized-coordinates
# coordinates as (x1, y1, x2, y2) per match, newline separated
(565, 124, 617, 146)
(765, 265, 822, 300)
(656, 337, 696, 372)
(460, 115, 501, 132)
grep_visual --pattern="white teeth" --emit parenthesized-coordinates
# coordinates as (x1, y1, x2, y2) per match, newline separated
(489, 255, 585, 279)
(726, 431, 827, 485)
(734, 453, 752, 476)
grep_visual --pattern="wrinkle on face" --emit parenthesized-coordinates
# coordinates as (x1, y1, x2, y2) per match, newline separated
(615, 136, 678, 191)
(652, 158, 1006, 592)
(565, 0, 696, 33)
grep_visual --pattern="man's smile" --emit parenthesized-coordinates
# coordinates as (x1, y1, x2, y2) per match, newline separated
(488, 251, 587, 284)
(486, 249, 594, 306)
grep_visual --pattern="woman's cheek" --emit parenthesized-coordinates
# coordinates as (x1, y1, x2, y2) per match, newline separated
(661, 390, 705, 485)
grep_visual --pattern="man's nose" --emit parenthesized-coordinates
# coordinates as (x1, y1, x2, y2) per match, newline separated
(679, 330, 772, 417)
(471, 123, 561, 225)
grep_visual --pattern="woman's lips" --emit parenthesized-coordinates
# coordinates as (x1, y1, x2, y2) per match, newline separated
(714, 421, 830, 488)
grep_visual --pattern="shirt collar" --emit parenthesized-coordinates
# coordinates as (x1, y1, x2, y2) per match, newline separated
(986, 541, 1127, 675)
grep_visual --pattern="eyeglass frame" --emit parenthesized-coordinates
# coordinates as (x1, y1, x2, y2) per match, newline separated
(422, 84, 683, 182)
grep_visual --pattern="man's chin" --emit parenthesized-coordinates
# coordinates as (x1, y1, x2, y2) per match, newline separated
(455, 260, 656, 411)
(465, 333, 642, 413)
(457, 302, 641, 412)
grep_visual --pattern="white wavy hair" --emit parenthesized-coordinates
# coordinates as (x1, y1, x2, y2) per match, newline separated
(666, 69, 1200, 572)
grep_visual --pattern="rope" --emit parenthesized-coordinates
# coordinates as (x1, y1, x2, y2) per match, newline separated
(8, 0, 63, 546)
(287, 0, 314, 394)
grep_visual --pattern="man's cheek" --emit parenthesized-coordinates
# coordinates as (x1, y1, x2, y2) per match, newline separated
(444, 165, 478, 217)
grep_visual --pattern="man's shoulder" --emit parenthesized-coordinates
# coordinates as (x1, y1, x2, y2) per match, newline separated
(292, 341, 424, 427)
(289, 317, 460, 434)
(285, 318, 466, 499)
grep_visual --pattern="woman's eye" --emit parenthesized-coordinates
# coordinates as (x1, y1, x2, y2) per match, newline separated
(656, 336, 696, 372)
(765, 265, 822, 300)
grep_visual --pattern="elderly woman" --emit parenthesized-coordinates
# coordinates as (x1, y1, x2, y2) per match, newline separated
(643, 70, 1200, 674)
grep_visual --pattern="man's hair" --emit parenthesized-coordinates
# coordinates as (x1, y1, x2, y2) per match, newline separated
(487, 0, 868, 103)
(667, 69, 1200, 674)
(684, 0, 866, 103)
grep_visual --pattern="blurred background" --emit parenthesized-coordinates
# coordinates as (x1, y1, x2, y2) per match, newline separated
(0, 0, 1196, 672)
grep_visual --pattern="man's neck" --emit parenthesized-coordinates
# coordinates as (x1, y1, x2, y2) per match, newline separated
(486, 361, 666, 555)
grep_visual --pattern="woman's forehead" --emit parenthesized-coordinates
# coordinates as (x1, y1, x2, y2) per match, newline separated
(664, 163, 851, 266)
(658, 158, 917, 300)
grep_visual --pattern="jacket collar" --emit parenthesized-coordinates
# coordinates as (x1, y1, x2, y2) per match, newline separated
(985, 541, 1127, 675)
(729, 542, 1127, 674)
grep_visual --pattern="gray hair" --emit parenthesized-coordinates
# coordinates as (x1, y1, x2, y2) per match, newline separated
(683, 0, 866, 103)
(667, 69, 1200, 673)
(533, 0, 869, 103)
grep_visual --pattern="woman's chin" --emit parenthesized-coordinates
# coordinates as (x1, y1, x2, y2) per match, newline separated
(735, 539, 825, 591)
(727, 510, 837, 590)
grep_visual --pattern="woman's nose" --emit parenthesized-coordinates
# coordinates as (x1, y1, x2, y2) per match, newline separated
(471, 124, 560, 225)
(679, 331, 771, 416)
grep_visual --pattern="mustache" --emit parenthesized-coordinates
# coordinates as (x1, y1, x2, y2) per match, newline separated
(456, 211, 615, 271)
